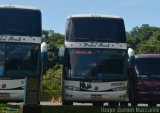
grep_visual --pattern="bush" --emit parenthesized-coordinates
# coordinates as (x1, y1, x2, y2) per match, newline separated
(40, 90, 61, 101)
(41, 65, 62, 101)
(0, 104, 19, 113)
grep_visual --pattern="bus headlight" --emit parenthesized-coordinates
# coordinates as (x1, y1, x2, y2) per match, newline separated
(112, 87, 127, 91)
(65, 86, 80, 91)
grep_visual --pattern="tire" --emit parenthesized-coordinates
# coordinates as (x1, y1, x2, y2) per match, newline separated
(148, 103, 156, 107)
(130, 90, 138, 107)
(131, 101, 138, 107)
(108, 102, 119, 107)
(120, 102, 128, 107)
(62, 101, 73, 106)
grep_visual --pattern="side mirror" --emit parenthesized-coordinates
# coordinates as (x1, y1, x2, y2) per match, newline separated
(58, 45, 65, 64)
(41, 42, 48, 62)
(128, 48, 135, 66)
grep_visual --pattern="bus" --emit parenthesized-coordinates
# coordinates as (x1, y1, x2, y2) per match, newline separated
(0, 5, 42, 102)
(128, 54, 160, 107)
(59, 14, 128, 106)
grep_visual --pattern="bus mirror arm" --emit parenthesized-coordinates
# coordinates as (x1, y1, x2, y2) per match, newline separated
(128, 48, 135, 67)
(58, 56, 64, 64)
(41, 42, 48, 62)
(41, 42, 48, 74)
(129, 56, 135, 67)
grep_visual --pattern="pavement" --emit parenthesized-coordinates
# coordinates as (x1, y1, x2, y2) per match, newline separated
(8, 101, 160, 107)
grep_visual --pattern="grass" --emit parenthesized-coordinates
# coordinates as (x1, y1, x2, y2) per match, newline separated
(40, 90, 61, 101)
(0, 104, 102, 113)
(1, 104, 160, 113)
(41, 65, 62, 101)
(0, 104, 19, 113)
(42, 106, 101, 113)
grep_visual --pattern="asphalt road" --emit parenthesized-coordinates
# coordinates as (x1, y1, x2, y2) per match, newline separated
(8, 101, 160, 107)
(40, 102, 160, 107)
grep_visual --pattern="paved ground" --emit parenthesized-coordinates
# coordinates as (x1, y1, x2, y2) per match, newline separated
(8, 101, 160, 107)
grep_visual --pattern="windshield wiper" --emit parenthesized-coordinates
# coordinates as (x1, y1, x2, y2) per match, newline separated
(71, 37, 119, 43)
(92, 38, 119, 43)
(71, 38, 90, 41)
(68, 74, 86, 78)
(4, 29, 30, 35)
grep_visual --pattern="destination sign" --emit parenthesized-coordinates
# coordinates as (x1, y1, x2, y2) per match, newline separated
(84, 42, 109, 48)
(0, 35, 41, 44)
(65, 41, 127, 49)
(75, 50, 92, 55)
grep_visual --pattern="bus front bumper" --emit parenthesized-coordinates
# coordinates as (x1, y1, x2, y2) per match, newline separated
(64, 90, 128, 102)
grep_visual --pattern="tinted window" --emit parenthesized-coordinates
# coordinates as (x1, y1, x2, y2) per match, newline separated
(67, 17, 126, 43)
(64, 49, 127, 80)
(135, 58, 160, 78)
(0, 44, 5, 76)
(5, 43, 40, 76)
(0, 8, 41, 36)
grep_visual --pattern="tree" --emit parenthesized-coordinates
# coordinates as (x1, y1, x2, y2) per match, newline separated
(127, 24, 160, 54)
(42, 30, 64, 69)
(137, 37, 160, 54)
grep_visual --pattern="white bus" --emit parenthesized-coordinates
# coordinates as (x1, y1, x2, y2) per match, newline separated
(0, 5, 42, 103)
(59, 14, 128, 106)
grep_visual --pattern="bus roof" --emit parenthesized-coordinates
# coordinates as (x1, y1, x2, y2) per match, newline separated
(0, 5, 40, 11)
(136, 54, 160, 59)
(67, 14, 122, 19)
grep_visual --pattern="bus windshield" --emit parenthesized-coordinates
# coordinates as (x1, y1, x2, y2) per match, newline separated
(0, 44, 5, 76)
(67, 17, 126, 43)
(0, 8, 41, 36)
(64, 48, 127, 80)
(0, 43, 40, 77)
(135, 58, 160, 78)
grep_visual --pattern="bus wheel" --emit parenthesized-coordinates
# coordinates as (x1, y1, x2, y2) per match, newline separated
(148, 103, 156, 107)
(1, 102, 8, 104)
(62, 101, 73, 106)
(108, 102, 119, 107)
(130, 91, 138, 107)
(93, 102, 104, 106)
(120, 102, 128, 107)
(131, 101, 138, 107)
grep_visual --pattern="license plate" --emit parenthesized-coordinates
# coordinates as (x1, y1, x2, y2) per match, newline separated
(0, 93, 9, 98)
(91, 95, 102, 99)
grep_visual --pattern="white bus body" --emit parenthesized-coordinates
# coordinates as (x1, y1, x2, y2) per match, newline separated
(60, 14, 128, 106)
(0, 5, 42, 102)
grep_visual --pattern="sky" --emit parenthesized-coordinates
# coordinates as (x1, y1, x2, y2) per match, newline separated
(0, 0, 160, 34)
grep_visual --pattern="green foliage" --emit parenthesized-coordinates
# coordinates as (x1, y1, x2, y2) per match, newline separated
(42, 106, 101, 113)
(42, 30, 64, 69)
(127, 24, 160, 54)
(40, 90, 61, 101)
(44, 65, 62, 78)
(41, 30, 64, 101)
(41, 65, 62, 101)
(137, 36, 160, 54)
(0, 104, 19, 113)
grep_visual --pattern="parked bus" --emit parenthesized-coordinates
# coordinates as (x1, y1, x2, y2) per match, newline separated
(59, 14, 128, 106)
(129, 53, 160, 107)
(0, 5, 43, 102)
